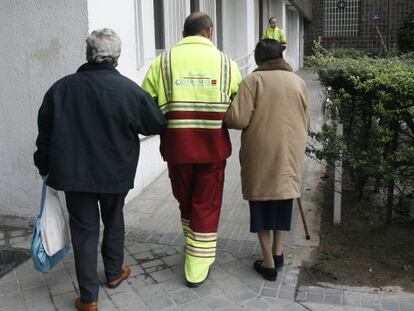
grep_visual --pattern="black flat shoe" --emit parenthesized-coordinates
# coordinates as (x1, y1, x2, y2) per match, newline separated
(253, 260, 277, 281)
(274, 253, 284, 268)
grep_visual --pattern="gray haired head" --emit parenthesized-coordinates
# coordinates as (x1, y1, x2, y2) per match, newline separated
(86, 28, 122, 67)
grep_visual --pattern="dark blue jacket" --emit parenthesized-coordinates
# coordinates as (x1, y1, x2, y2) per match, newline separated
(34, 63, 166, 193)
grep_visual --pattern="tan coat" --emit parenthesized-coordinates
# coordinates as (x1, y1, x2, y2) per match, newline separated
(225, 59, 309, 201)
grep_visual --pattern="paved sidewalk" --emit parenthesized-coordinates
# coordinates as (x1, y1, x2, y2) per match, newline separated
(1, 71, 413, 310)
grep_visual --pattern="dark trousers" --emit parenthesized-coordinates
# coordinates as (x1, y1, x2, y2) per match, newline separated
(65, 192, 127, 303)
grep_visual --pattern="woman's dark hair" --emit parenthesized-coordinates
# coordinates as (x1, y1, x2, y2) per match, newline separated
(254, 39, 282, 65)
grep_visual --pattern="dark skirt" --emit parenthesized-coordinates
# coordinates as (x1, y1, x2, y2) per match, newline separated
(249, 199, 293, 232)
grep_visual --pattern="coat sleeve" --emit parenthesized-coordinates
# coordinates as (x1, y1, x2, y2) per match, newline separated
(33, 90, 54, 176)
(225, 79, 255, 130)
(135, 90, 166, 136)
(301, 80, 311, 131)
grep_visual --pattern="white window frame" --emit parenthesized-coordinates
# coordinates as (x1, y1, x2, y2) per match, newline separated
(134, 0, 145, 69)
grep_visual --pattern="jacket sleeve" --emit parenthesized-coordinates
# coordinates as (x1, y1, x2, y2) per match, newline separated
(229, 60, 243, 99)
(280, 29, 287, 44)
(33, 90, 54, 176)
(225, 80, 255, 130)
(142, 56, 166, 104)
(136, 90, 166, 136)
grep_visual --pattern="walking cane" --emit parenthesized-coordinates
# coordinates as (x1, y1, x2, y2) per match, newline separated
(296, 197, 310, 240)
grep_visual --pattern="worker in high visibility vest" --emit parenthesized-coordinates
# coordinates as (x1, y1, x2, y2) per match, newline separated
(142, 12, 241, 287)
(262, 16, 287, 50)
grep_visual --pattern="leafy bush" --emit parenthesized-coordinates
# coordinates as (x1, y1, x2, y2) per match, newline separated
(398, 9, 414, 53)
(307, 44, 414, 223)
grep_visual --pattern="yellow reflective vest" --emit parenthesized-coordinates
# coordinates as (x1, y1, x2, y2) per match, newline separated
(142, 36, 242, 163)
(262, 26, 287, 44)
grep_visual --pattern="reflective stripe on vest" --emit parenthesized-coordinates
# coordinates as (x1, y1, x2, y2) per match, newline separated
(161, 51, 173, 103)
(160, 102, 229, 114)
(160, 51, 231, 129)
(167, 119, 223, 129)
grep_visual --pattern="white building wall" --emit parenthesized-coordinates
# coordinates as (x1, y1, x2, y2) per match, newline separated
(270, 0, 285, 29)
(87, 0, 141, 83)
(199, 0, 217, 45)
(246, 0, 257, 55)
(222, 0, 256, 75)
(87, 0, 166, 202)
(163, 0, 191, 50)
(254, 0, 260, 44)
(299, 15, 305, 68)
(0, 1, 88, 217)
(286, 7, 300, 71)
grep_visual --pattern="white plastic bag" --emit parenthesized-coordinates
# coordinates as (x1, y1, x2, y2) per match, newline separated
(40, 186, 71, 256)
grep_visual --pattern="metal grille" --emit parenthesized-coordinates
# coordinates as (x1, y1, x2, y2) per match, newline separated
(323, 0, 360, 37)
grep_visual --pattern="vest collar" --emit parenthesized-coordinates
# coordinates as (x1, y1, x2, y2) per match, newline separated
(176, 36, 215, 48)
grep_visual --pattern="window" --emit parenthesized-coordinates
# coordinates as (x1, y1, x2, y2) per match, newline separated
(191, 0, 200, 12)
(153, 0, 166, 55)
(324, 0, 360, 37)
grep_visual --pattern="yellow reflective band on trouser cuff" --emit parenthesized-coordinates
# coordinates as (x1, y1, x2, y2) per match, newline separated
(185, 245, 216, 257)
(160, 102, 229, 114)
(167, 119, 223, 129)
(187, 230, 217, 243)
(184, 232, 217, 283)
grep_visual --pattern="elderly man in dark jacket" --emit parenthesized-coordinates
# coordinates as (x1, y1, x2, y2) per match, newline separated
(34, 28, 166, 311)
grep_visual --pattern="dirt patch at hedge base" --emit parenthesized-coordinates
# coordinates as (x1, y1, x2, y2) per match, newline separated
(298, 176, 414, 293)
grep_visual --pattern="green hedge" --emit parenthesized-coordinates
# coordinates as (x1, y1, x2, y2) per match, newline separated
(307, 46, 414, 223)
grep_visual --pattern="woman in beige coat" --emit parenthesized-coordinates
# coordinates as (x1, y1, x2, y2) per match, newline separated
(225, 39, 309, 281)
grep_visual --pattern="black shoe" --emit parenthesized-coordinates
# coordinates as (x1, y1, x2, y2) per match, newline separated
(186, 269, 210, 288)
(274, 253, 284, 268)
(253, 260, 277, 281)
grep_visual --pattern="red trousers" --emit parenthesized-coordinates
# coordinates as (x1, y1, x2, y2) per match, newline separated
(168, 160, 226, 283)
(168, 160, 226, 233)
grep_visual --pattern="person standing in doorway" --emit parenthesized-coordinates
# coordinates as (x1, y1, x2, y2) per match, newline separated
(142, 12, 241, 287)
(225, 39, 309, 281)
(34, 28, 166, 311)
(262, 16, 287, 50)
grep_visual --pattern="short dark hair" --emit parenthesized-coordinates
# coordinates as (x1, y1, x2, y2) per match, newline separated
(269, 16, 277, 23)
(183, 12, 213, 36)
(254, 39, 282, 65)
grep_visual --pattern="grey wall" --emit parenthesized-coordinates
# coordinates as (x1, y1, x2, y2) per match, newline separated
(0, 1, 88, 217)
(289, 0, 312, 21)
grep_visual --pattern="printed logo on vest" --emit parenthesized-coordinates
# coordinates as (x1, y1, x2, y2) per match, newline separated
(174, 74, 217, 88)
